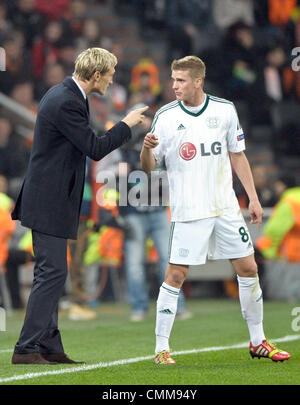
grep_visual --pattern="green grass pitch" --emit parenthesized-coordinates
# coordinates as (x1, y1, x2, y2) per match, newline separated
(0, 299, 299, 386)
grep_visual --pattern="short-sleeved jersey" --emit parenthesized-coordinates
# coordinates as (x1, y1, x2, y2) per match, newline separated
(151, 94, 245, 222)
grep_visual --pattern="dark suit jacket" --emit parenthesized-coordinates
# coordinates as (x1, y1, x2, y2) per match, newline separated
(12, 77, 131, 239)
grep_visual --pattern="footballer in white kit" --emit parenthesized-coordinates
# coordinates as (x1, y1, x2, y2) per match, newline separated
(140, 55, 290, 365)
(151, 94, 254, 265)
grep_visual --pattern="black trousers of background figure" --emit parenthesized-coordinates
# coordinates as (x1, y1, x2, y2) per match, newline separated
(14, 230, 68, 354)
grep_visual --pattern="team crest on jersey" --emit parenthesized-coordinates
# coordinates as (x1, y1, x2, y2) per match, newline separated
(179, 142, 197, 161)
(206, 116, 220, 128)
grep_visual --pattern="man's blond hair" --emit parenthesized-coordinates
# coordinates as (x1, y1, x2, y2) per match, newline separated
(171, 55, 206, 80)
(73, 47, 117, 81)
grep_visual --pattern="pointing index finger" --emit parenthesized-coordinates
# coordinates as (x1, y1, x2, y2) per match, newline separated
(138, 106, 149, 113)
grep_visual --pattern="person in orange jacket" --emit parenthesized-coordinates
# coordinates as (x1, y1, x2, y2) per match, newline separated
(0, 186, 15, 274)
(0, 206, 15, 272)
(0, 189, 16, 310)
(256, 175, 300, 263)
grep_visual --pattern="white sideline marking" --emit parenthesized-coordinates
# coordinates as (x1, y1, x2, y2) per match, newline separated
(0, 349, 12, 354)
(0, 334, 299, 384)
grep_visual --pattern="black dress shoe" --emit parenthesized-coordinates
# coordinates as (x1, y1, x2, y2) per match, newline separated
(12, 352, 58, 365)
(42, 353, 85, 364)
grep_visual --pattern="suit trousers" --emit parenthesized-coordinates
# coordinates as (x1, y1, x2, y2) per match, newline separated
(14, 230, 68, 354)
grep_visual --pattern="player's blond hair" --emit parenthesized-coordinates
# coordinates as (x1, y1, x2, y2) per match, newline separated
(73, 47, 117, 81)
(171, 56, 206, 80)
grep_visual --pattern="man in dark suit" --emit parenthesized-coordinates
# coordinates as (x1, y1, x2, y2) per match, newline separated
(11, 47, 148, 365)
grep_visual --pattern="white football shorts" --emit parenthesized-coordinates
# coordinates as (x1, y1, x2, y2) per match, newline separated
(168, 212, 254, 265)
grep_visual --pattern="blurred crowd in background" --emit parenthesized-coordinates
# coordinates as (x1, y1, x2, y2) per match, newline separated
(0, 0, 300, 319)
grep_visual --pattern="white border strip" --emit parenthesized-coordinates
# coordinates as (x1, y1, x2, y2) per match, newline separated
(0, 334, 299, 384)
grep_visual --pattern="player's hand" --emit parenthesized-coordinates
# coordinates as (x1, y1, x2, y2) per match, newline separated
(122, 106, 149, 128)
(143, 132, 159, 149)
(248, 199, 264, 229)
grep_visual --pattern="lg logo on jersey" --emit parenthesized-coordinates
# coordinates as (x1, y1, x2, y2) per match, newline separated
(179, 142, 197, 160)
(179, 142, 222, 160)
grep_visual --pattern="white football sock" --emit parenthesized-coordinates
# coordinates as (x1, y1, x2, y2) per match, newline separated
(237, 275, 266, 346)
(155, 282, 180, 353)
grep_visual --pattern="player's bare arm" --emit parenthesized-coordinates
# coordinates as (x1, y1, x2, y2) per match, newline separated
(140, 133, 158, 173)
(229, 151, 264, 228)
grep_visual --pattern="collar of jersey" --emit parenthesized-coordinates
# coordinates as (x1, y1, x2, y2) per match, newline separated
(178, 95, 209, 117)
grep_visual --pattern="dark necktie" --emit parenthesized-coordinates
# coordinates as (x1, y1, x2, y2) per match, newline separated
(86, 98, 90, 117)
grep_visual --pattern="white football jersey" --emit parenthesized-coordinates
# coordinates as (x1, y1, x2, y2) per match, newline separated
(151, 94, 245, 222)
